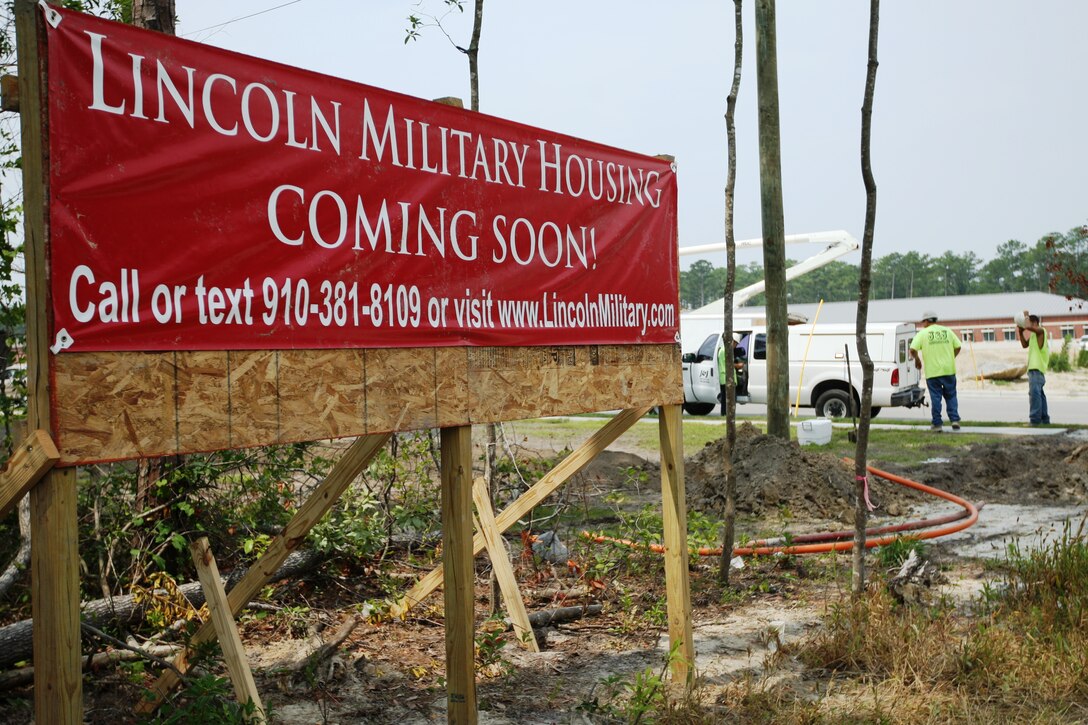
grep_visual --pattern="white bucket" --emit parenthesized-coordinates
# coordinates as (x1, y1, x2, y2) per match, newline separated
(797, 418, 832, 446)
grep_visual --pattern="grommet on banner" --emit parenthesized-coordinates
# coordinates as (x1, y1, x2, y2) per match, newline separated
(39, 1, 62, 28)
(670, 162, 678, 173)
(50, 328, 73, 354)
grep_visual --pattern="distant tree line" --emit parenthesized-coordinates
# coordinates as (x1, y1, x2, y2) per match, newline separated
(679, 225, 1088, 309)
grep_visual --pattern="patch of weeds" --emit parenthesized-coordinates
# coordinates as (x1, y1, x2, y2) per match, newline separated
(873, 536, 927, 569)
(142, 673, 264, 724)
(270, 603, 312, 638)
(576, 665, 666, 723)
(786, 519, 1088, 721)
(475, 616, 511, 676)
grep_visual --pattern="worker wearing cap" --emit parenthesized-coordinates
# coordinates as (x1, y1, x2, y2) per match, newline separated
(1017, 310, 1050, 425)
(909, 311, 962, 432)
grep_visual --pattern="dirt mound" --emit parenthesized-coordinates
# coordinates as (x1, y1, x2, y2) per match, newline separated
(686, 423, 866, 521)
(896, 435, 1088, 505)
(684, 427, 1088, 523)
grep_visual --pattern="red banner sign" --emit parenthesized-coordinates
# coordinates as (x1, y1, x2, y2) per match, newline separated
(43, 7, 678, 352)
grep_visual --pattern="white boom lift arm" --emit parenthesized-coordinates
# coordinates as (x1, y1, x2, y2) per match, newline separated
(679, 229, 860, 309)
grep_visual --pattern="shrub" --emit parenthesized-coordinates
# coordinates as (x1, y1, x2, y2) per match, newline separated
(1049, 334, 1073, 373)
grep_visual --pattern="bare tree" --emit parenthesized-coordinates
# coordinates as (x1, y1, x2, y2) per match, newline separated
(754, 0, 789, 439)
(718, 0, 744, 585)
(408, 0, 499, 612)
(852, 0, 881, 596)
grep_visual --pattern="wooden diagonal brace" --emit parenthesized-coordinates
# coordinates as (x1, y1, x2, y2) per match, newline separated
(190, 537, 266, 724)
(136, 432, 392, 714)
(0, 429, 60, 519)
(472, 477, 539, 652)
(389, 407, 651, 619)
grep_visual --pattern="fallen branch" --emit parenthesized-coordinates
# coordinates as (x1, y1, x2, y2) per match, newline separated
(81, 621, 187, 680)
(520, 604, 603, 630)
(291, 614, 361, 676)
(0, 645, 181, 690)
(0, 549, 324, 670)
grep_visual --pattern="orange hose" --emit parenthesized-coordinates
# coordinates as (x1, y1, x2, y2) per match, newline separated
(582, 463, 979, 557)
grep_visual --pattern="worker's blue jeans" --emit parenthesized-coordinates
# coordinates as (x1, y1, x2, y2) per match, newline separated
(1028, 369, 1050, 425)
(926, 374, 960, 427)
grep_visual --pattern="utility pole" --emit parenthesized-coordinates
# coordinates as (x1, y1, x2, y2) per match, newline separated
(754, 0, 789, 439)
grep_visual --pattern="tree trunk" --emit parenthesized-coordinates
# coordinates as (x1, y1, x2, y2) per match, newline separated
(719, 0, 744, 585)
(523, 604, 603, 629)
(467, 0, 484, 114)
(131, 0, 175, 34)
(0, 550, 323, 670)
(852, 0, 881, 597)
(754, 0, 790, 439)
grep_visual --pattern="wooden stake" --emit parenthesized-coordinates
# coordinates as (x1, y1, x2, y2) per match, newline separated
(0, 429, 59, 519)
(441, 426, 477, 723)
(658, 405, 694, 683)
(472, 477, 539, 652)
(137, 433, 391, 714)
(15, 1, 83, 721)
(190, 538, 266, 723)
(390, 407, 651, 618)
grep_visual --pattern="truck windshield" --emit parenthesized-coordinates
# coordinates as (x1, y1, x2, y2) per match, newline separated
(696, 334, 718, 361)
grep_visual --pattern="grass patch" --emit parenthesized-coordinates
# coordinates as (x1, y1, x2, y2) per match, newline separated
(825, 428, 992, 465)
(508, 415, 1026, 468)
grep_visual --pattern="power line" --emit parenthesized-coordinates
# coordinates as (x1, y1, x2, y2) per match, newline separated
(182, 0, 304, 40)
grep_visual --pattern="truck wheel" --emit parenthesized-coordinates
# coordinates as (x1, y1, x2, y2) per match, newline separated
(815, 389, 851, 418)
(683, 402, 715, 416)
(870, 407, 881, 418)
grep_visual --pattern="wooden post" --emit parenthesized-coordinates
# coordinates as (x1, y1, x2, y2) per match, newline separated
(441, 426, 477, 723)
(190, 538, 266, 724)
(390, 407, 652, 618)
(471, 478, 539, 652)
(658, 405, 694, 683)
(15, 1, 83, 721)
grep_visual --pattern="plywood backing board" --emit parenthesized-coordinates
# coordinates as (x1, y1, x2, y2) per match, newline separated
(228, 351, 279, 449)
(53, 352, 178, 462)
(51, 344, 681, 465)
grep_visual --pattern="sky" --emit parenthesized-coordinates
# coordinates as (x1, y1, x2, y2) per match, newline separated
(85, 1, 1088, 269)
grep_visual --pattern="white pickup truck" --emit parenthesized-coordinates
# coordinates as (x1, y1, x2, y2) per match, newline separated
(681, 322, 925, 417)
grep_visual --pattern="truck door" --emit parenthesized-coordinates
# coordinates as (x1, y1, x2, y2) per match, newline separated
(746, 333, 768, 402)
(688, 334, 721, 404)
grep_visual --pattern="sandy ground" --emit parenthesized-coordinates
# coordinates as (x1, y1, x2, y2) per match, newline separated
(965, 341, 1088, 395)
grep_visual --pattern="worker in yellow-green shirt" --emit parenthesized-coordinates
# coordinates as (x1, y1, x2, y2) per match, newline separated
(1017, 311, 1050, 425)
(716, 334, 747, 416)
(909, 311, 962, 432)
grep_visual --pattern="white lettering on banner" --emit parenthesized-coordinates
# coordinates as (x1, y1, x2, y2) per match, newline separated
(491, 215, 596, 269)
(84, 29, 342, 153)
(267, 184, 481, 261)
(63, 262, 679, 337)
(538, 141, 663, 208)
(68, 265, 141, 324)
(195, 276, 255, 325)
(359, 100, 530, 189)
